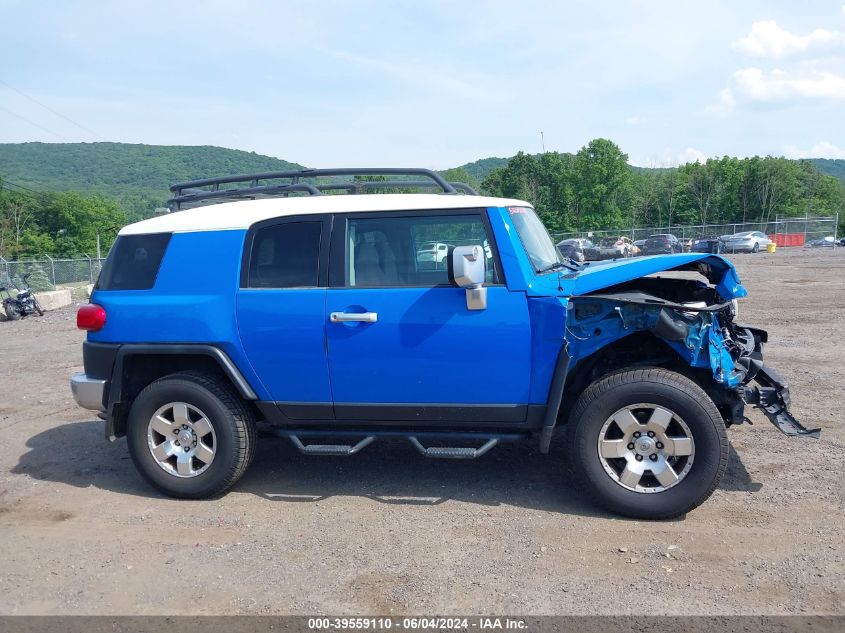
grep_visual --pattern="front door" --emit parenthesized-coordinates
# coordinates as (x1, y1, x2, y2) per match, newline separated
(325, 209, 532, 423)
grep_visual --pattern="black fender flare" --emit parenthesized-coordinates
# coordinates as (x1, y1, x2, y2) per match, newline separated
(109, 344, 258, 402)
(104, 344, 257, 441)
(538, 342, 572, 454)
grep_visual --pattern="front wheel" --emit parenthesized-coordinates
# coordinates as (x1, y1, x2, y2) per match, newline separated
(127, 372, 256, 499)
(752, 242, 760, 253)
(567, 368, 728, 519)
(33, 298, 43, 316)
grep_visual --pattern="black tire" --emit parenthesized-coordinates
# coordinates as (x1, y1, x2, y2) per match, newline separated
(4, 301, 21, 321)
(33, 298, 43, 316)
(126, 372, 256, 499)
(567, 368, 728, 519)
(752, 242, 760, 253)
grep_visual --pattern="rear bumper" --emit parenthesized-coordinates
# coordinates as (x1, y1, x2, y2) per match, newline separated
(70, 372, 107, 411)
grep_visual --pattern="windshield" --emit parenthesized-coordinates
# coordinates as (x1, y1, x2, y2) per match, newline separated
(507, 206, 560, 273)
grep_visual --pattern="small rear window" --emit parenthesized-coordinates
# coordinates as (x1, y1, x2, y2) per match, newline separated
(96, 233, 171, 290)
(247, 221, 322, 288)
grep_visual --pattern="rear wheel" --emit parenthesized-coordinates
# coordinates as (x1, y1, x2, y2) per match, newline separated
(752, 242, 760, 253)
(127, 372, 256, 499)
(4, 301, 21, 321)
(567, 368, 728, 519)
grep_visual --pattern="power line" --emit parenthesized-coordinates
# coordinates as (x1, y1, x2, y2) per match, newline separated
(0, 78, 106, 141)
(0, 176, 45, 199)
(0, 105, 70, 141)
(2, 180, 41, 194)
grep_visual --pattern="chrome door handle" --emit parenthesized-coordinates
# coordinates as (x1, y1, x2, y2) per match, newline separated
(330, 311, 378, 323)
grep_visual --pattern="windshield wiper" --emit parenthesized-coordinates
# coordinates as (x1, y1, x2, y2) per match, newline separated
(537, 260, 580, 274)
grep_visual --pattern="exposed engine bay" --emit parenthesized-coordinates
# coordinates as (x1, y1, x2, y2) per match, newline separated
(565, 275, 820, 438)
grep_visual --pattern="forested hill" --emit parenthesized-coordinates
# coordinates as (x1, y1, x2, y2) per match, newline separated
(457, 157, 511, 183)
(1, 141, 843, 224)
(0, 142, 304, 221)
(810, 158, 845, 183)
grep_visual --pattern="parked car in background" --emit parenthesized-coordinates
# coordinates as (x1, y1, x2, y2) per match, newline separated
(416, 241, 451, 268)
(720, 231, 771, 253)
(805, 236, 841, 248)
(633, 238, 646, 253)
(594, 236, 634, 259)
(556, 238, 593, 262)
(642, 234, 682, 255)
(691, 236, 723, 254)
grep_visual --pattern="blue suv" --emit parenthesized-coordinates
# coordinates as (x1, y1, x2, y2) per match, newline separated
(70, 168, 817, 519)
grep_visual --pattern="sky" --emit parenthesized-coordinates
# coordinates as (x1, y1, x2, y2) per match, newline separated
(1, 0, 844, 169)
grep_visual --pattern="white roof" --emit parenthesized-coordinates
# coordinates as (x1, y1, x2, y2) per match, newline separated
(120, 194, 532, 235)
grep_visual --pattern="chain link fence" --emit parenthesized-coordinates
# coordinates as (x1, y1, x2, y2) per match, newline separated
(0, 256, 106, 292)
(550, 215, 840, 246)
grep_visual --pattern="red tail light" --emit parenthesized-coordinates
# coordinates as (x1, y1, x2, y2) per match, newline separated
(77, 304, 107, 331)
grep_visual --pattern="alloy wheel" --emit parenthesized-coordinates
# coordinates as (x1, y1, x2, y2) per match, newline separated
(597, 403, 695, 493)
(147, 402, 216, 478)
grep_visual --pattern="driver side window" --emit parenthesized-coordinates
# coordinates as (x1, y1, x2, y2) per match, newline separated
(345, 213, 498, 288)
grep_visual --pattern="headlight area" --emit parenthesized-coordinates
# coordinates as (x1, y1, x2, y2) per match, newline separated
(566, 283, 819, 438)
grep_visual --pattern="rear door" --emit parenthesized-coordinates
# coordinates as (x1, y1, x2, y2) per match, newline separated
(236, 214, 333, 419)
(324, 209, 532, 424)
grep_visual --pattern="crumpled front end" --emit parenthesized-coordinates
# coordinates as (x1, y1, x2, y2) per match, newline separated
(563, 258, 819, 439)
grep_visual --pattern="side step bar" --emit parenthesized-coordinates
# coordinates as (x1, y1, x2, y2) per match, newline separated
(408, 437, 498, 459)
(289, 435, 375, 456)
(263, 426, 527, 459)
(744, 364, 821, 438)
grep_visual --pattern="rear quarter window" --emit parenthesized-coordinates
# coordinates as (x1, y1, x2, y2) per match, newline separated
(96, 233, 172, 290)
(246, 221, 322, 288)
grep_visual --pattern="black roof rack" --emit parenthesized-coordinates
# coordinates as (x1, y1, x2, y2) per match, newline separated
(167, 167, 478, 211)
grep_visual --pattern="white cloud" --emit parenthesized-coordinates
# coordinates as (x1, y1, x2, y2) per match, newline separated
(704, 88, 737, 114)
(733, 20, 841, 59)
(731, 67, 845, 102)
(631, 147, 708, 167)
(680, 148, 707, 164)
(783, 141, 845, 159)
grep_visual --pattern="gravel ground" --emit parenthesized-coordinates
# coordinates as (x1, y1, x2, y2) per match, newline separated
(0, 248, 843, 615)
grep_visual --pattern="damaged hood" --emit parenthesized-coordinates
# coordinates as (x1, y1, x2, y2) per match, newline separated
(536, 254, 748, 299)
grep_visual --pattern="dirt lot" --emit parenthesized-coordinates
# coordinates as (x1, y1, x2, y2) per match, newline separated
(0, 248, 843, 615)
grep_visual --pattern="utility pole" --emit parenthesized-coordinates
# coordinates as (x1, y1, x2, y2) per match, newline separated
(540, 131, 545, 153)
(96, 232, 101, 260)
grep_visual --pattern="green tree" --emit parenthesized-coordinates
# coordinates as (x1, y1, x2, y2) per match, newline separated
(34, 192, 125, 257)
(572, 138, 632, 230)
(439, 167, 479, 192)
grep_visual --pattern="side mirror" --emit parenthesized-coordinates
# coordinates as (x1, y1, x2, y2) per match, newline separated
(448, 245, 487, 311)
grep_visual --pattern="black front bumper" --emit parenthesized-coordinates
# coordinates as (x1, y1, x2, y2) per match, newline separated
(730, 326, 819, 438)
(744, 364, 820, 438)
